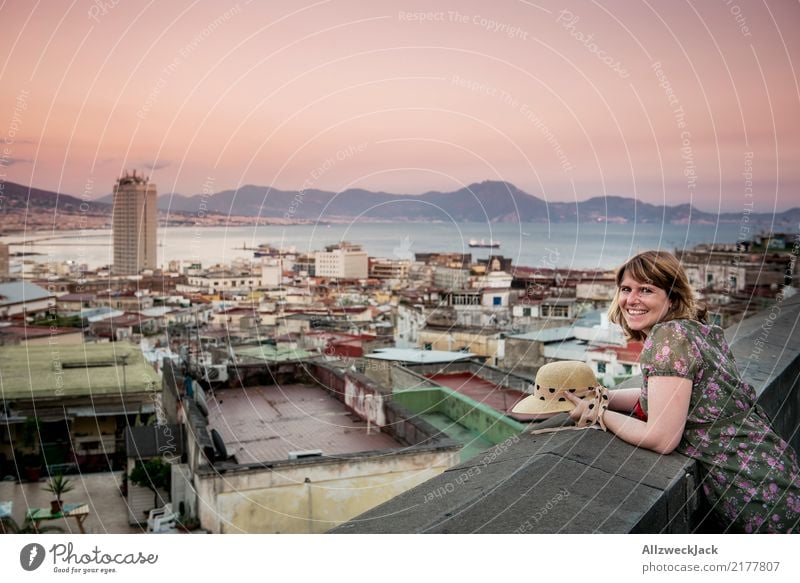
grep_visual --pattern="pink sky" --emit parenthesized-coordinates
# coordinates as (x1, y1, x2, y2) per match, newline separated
(1, 0, 799, 212)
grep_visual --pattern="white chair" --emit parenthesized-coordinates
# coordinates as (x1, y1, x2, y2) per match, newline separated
(146, 503, 178, 533)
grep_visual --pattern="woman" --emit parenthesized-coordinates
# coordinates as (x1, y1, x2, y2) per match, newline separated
(565, 250, 800, 533)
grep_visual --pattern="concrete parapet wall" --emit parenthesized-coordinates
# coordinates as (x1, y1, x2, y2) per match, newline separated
(728, 294, 800, 453)
(196, 447, 460, 533)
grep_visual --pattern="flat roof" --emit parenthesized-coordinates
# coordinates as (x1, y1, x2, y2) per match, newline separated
(206, 384, 401, 463)
(542, 340, 588, 361)
(366, 348, 474, 363)
(234, 345, 313, 362)
(0, 342, 160, 400)
(509, 326, 574, 342)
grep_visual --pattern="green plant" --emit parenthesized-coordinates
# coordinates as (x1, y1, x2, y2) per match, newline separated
(129, 458, 171, 508)
(43, 474, 74, 506)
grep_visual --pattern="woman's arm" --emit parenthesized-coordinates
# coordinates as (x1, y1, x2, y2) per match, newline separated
(567, 376, 692, 455)
(607, 387, 641, 413)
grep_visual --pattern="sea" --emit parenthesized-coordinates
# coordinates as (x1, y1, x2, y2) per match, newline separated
(1, 221, 787, 272)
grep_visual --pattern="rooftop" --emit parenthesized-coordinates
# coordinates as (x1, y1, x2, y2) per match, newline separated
(425, 372, 537, 422)
(0, 281, 54, 305)
(206, 383, 401, 464)
(366, 348, 474, 364)
(0, 342, 159, 400)
(234, 344, 313, 363)
(509, 326, 574, 342)
(0, 324, 82, 340)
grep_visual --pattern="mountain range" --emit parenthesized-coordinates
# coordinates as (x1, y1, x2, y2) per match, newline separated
(3, 179, 799, 225)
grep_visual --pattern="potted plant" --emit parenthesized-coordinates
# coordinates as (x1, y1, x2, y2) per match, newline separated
(43, 474, 74, 514)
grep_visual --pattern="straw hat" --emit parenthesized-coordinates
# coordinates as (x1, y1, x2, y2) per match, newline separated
(512, 361, 600, 415)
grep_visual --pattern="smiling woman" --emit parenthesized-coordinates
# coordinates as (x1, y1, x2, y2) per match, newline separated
(568, 250, 800, 533)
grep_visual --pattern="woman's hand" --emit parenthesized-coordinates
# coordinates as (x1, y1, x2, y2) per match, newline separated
(564, 390, 607, 428)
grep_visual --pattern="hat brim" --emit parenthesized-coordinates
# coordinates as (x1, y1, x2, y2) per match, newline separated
(511, 392, 575, 415)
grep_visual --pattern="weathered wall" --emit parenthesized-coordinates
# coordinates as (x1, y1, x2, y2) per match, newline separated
(501, 337, 544, 375)
(195, 449, 459, 533)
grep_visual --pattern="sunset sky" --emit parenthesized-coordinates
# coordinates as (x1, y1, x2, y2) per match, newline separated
(1, 0, 799, 212)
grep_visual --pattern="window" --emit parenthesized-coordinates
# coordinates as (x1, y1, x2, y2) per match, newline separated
(623, 364, 632, 374)
(522, 308, 531, 317)
(493, 296, 502, 306)
(423, 343, 433, 351)
(598, 362, 606, 374)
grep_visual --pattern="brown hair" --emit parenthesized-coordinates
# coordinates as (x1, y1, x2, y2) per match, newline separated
(608, 250, 706, 341)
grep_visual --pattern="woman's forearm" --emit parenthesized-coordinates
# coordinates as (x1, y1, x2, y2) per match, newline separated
(602, 410, 679, 455)
(607, 387, 641, 413)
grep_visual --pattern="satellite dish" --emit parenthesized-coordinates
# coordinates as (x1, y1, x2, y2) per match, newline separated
(210, 429, 227, 461)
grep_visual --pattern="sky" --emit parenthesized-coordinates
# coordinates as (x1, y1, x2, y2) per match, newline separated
(1, 0, 799, 213)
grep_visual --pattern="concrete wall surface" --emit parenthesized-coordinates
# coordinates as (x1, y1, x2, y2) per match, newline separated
(195, 449, 459, 533)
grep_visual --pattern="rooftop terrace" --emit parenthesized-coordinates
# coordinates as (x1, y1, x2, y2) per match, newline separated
(206, 383, 401, 464)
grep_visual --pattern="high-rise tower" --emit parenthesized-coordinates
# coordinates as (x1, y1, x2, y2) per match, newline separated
(112, 170, 158, 275)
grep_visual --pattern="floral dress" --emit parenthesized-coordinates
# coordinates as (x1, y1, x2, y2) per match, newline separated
(639, 319, 800, 533)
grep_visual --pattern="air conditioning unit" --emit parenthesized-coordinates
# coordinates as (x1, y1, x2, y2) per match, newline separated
(203, 365, 228, 383)
(288, 450, 323, 460)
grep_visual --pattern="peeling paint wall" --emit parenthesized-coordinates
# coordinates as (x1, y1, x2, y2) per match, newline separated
(344, 376, 385, 427)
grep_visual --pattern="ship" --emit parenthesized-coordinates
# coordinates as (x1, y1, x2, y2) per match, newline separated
(468, 239, 500, 248)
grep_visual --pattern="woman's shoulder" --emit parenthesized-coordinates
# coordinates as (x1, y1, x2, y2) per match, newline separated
(648, 318, 714, 343)
(652, 317, 712, 332)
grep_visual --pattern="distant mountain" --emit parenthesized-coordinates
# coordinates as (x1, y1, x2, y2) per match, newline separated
(8, 180, 800, 225)
(0, 181, 110, 214)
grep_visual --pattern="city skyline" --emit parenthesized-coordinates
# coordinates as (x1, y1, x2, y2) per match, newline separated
(2, 0, 800, 212)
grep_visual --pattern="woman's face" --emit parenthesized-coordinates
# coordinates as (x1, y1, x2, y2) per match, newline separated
(618, 271, 673, 336)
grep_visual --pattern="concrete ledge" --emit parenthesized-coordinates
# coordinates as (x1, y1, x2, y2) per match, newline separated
(330, 429, 698, 533)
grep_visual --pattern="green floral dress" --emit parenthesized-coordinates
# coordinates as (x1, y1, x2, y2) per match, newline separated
(639, 319, 800, 533)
